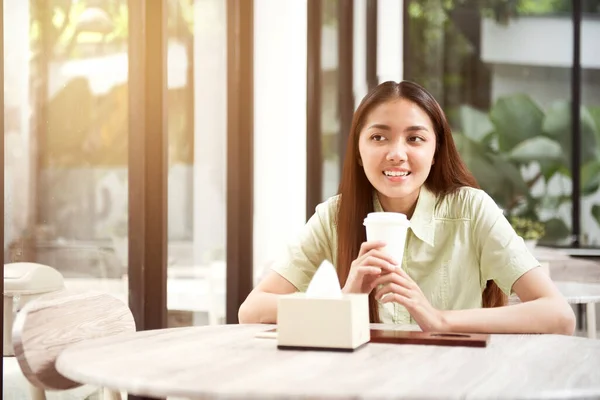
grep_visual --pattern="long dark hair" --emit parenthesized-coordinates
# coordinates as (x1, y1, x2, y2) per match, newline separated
(336, 81, 506, 322)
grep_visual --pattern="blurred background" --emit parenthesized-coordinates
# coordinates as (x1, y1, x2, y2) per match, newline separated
(2, 0, 600, 334)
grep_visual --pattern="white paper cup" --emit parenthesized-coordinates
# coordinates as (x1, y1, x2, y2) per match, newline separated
(363, 212, 410, 268)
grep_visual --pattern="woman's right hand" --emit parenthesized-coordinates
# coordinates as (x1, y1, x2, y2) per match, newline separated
(342, 241, 399, 294)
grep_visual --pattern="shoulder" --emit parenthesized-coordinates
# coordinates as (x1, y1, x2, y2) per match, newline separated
(312, 194, 340, 226)
(435, 187, 502, 220)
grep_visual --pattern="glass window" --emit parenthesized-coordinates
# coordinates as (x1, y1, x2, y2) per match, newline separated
(405, 0, 574, 247)
(4, 0, 130, 393)
(4, 0, 130, 287)
(322, 0, 341, 200)
(167, 0, 226, 327)
(580, 0, 600, 247)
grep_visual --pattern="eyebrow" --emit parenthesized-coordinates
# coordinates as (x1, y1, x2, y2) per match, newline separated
(367, 124, 429, 132)
(405, 125, 430, 132)
(367, 123, 392, 131)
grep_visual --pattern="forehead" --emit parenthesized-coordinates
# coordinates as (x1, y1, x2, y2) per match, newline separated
(363, 99, 434, 128)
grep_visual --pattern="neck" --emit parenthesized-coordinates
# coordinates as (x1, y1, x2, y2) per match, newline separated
(377, 188, 421, 219)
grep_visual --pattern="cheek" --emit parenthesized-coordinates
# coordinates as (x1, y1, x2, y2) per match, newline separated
(359, 147, 381, 170)
(412, 147, 436, 169)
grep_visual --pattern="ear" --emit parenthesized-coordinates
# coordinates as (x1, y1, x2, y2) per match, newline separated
(431, 157, 435, 165)
(358, 157, 363, 166)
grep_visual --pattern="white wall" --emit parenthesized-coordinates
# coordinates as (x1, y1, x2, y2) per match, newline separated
(490, 64, 600, 109)
(377, 0, 403, 83)
(4, 1, 31, 250)
(253, 0, 308, 282)
(192, 0, 227, 264)
(482, 16, 600, 69)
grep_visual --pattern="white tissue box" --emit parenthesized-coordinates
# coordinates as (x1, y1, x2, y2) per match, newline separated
(276, 293, 370, 351)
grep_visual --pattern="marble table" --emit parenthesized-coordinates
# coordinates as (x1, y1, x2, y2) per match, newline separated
(56, 324, 600, 400)
(555, 281, 600, 339)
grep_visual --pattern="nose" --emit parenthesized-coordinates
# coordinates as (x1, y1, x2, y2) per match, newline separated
(386, 141, 407, 163)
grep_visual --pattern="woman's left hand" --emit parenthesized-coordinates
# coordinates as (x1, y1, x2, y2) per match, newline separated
(370, 268, 446, 332)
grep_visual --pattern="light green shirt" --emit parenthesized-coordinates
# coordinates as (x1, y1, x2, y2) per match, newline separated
(271, 186, 540, 324)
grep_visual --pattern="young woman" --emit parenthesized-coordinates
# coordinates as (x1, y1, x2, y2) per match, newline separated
(238, 81, 575, 335)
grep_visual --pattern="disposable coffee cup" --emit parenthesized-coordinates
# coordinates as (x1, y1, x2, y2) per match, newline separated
(363, 212, 410, 268)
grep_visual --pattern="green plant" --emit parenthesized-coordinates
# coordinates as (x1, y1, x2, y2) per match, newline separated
(508, 216, 545, 241)
(452, 94, 600, 245)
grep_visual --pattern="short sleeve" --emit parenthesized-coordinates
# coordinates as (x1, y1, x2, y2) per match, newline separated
(472, 191, 540, 295)
(270, 197, 337, 291)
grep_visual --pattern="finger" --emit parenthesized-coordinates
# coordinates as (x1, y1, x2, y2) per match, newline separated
(375, 283, 411, 301)
(380, 293, 412, 307)
(369, 272, 411, 291)
(353, 266, 382, 278)
(358, 255, 396, 272)
(395, 267, 418, 289)
(358, 241, 387, 257)
(365, 249, 400, 268)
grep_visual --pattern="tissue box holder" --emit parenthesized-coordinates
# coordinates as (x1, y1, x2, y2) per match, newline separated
(277, 293, 370, 351)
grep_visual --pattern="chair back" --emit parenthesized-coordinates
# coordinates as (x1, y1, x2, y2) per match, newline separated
(4, 262, 65, 356)
(12, 289, 135, 390)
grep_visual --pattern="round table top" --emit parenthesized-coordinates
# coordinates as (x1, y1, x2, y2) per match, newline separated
(555, 281, 600, 304)
(56, 324, 600, 400)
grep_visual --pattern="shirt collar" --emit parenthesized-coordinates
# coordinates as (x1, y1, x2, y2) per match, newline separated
(373, 186, 436, 247)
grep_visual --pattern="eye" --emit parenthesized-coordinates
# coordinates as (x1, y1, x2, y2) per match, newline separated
(370, 134, 386, 142)
(408, 136, 425, 142)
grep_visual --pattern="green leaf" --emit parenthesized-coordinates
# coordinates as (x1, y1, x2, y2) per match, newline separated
(541, 218, 571, 242)
(490, 94, 544, 152)
(542, 101, 599, 165)
(581, 160, 600, 196)
(589, 106, 600, 145)
(454, 133, 528, 208)
(538, 159, 568, 182)
(458, 105, 494, 143)
(593, 205, 600, 228)
(507, 136, 564, 164)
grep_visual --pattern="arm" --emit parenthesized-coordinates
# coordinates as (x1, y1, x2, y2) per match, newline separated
(441, 267, 576, 335)
(238, 271, 297, 324)
(372, 190, 576, 335)
(442, 191, 575, 335)
(238, 198, 338, 324)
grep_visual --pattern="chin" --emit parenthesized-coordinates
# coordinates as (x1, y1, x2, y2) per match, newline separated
(374, 185, 418, 201)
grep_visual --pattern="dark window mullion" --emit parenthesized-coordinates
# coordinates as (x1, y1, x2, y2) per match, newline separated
(366, 0, 378, 91)
(402, 0, 410, 81)
(338, 0, 354, 170)
(307, 0, 323, 219)
(226, 0, 254, 323)
(572, 0, 582, 248)
(127, 0, 168, 344)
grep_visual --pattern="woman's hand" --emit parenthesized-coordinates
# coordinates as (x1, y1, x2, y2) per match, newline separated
(342, 241, 399, 294)
(370, 267, 446, 332)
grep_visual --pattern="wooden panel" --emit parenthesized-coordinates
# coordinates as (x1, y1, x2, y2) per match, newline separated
(12, 290, 135, 391)
(338, 0, 354, 169)
(369, 329, 489, 347)
(127, 0, 168, 331)
(226, 0, 254, 323)
(366, 0, 378, 90)
(306, 0, 323, 217)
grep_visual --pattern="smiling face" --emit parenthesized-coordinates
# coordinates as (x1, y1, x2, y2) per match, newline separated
(358, 99, 437, 215)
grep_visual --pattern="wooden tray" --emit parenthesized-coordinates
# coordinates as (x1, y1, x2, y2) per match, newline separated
(369, 329, 489, 347)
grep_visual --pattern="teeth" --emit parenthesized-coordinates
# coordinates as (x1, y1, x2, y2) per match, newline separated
(384, 171, 410, 177)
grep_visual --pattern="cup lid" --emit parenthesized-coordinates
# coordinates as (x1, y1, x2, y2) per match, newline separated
(363, 212, 410, 226)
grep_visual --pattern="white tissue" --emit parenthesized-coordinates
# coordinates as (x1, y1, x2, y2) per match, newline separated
(305, 260, 342, 298)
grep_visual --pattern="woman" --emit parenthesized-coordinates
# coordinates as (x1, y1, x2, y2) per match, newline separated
(239, 80, 575, 335)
